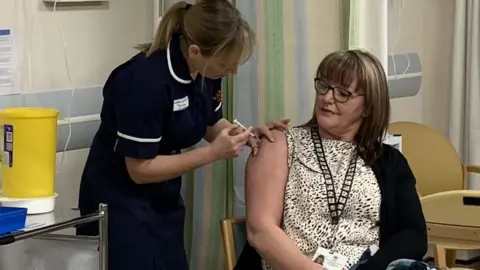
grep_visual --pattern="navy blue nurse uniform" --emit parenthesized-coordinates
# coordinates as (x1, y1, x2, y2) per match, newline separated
(76, 33, 223, 270)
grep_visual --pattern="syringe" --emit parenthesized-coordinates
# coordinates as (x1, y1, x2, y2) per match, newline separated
(233, 119, 256, 138)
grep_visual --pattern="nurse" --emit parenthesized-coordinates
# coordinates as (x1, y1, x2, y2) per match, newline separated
(76, 0, 288, 270)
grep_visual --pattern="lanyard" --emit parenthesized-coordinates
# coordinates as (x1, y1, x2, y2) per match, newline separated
(310, 124, 358, 225)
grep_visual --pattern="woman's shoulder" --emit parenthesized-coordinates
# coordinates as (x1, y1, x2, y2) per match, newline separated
(263, 126, 310, 143)
(285, 125, 311, 141)
(256, 126, 310, 164)
(376, 144, 408, 166)
(374, 144, 415, 184)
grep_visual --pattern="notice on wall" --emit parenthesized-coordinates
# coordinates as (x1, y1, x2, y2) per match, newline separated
(0, 29, 21, 95)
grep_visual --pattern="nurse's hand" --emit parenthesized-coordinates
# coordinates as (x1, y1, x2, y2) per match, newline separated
(249, 119, 291, 155)
(210, 125, 254, 160)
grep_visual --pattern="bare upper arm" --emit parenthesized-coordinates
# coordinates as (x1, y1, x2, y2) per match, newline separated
(245, 129, 289, 229)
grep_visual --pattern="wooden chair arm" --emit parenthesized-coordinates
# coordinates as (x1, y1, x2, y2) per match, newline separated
(465, 165, 480, 174)
(462, 165, 480, 189)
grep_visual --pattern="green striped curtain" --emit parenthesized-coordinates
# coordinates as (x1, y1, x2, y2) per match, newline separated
(179, 2, 239, 269)
(348, 0, 359, 49)
(182, 78, 232, 270)
(232, 0, 353, 217)
(182, 1, 287, 269)
(346, 0, 389, 72)
(263, 0, 285, 124)
(232, 0, 286, 219)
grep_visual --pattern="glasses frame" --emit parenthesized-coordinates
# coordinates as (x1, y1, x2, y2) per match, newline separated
(313, 78, 363, 103)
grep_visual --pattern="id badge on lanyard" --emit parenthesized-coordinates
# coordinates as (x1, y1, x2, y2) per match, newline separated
(312, 246, 348, 270)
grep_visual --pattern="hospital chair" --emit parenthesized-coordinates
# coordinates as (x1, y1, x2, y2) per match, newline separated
(423, 191, 480, 270)
(220, 217, 246, 270)
(388, 121, 480, 268)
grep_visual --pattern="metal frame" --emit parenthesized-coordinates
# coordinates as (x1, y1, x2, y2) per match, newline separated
(0, 204, 108, 270)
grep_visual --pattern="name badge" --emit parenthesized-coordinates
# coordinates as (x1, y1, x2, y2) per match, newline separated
(173, 96, 189, 111)
(312, 246, 348, 270)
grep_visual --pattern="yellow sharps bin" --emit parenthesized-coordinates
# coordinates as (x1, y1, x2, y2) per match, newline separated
(0, 107, 59, 198)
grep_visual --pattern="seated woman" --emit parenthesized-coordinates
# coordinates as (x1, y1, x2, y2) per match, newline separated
(235, 50, 428, 270)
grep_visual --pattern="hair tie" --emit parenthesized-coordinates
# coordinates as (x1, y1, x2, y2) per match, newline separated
(184, 3, 192, 11)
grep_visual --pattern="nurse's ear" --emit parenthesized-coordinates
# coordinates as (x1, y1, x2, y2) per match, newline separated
(188, 45, 202, 60)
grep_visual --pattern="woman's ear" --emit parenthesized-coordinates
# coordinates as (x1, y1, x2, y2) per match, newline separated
(188, 45, 201, 59)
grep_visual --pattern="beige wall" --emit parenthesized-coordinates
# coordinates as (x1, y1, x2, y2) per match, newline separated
(305, 0, 345, 79)
(5, 0, 153, 92)
(388, 0, 455, 136)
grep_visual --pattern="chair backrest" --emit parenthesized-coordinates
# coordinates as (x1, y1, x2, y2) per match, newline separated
(388, 121, 465, 196)
(220, 217, 247, 270)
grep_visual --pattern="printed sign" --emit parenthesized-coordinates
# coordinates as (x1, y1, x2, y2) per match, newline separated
(0, 124, 3, 163)
(3, 124, 13, 167)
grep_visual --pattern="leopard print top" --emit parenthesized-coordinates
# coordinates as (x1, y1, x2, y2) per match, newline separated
(262, 126, 381, 269)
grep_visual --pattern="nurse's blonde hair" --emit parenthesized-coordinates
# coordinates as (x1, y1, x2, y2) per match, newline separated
(136, 0, 255, 66)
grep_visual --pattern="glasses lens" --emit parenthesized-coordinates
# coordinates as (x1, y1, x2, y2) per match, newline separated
(334, 88, 351, 103)
(315, 80, 329, 94)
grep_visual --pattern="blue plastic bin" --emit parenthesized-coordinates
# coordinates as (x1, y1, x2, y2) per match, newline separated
(0, 206, 27, 235)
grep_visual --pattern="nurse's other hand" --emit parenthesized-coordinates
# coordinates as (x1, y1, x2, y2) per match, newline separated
(210, 125, 253, 160)
(256, 119, 290, 142)
(249, 119, 290, 154)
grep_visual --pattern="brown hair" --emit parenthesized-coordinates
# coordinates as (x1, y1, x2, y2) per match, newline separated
(307, 50, 391, 165)
(136, 0, 255, 65)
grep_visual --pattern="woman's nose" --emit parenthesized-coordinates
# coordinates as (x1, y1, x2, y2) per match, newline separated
(323, 88, 335, 102)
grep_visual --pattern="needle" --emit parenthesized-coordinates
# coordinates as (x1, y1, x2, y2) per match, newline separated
(233, 119, 256, 138)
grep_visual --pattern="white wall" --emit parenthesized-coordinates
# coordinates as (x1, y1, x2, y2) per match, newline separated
(0, 1, 152, 268)
(388, 0, 455, 136)
(9, 0, 153, 92)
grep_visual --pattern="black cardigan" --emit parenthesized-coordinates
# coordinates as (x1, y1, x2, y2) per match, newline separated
(234, 145, 428, 270)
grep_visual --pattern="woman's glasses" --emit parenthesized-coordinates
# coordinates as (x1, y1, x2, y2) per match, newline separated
(314, 78, 362, 103)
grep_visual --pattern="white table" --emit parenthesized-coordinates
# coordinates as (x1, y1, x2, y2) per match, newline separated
(0, 204, 107, 270)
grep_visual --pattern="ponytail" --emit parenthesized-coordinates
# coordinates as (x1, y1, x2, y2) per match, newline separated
(135, 1, 190, 56)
